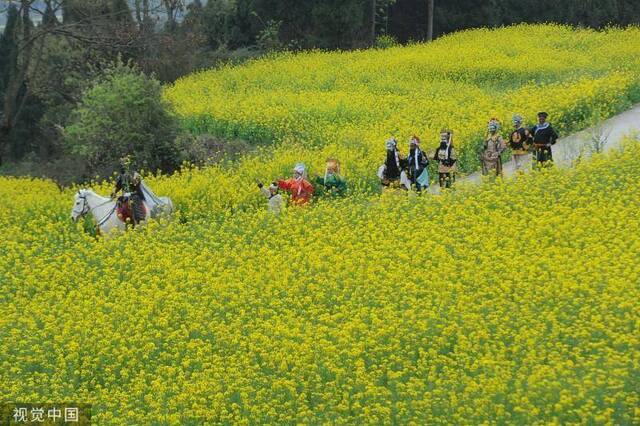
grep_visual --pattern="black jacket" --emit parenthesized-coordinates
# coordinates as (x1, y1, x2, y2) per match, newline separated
(531, 124, 558, 146)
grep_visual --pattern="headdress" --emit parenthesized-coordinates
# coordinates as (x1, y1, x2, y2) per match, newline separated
(325, 158, 340, 174)
(487, 118, 501, 132)
(386, 137, 397, 151)
(293, 163, 307, 181)
(440, 128, 453, 144)
(293, 163, 306, 174)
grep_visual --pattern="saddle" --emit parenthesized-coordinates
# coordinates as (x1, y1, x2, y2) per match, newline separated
(116, 194, 146, 224)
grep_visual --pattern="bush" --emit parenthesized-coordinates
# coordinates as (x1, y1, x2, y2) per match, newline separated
(64, 60, 180, 176)
(175, 133, 253, 166)
(374, 34, 399, 49)
(3, 157, 90, 185)
(256, 20, 283, 52)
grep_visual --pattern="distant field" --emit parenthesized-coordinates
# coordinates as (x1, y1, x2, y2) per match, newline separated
(169, 26, 638, 165)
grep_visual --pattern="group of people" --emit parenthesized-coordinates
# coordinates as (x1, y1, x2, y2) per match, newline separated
(379, 111, 559, 192)
(257, 112, 559, 213)
(379, 129, 458, 191)
(256, 158, 347, 214)
(479, 111, 559, 177)
(111, 113, 559, 218)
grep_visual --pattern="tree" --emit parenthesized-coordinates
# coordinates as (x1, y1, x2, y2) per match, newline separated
(371, 0, 377, 44)
(618, 0, 640, 25)
(42, 1, 60, 27)
(370, 0, 398, 45)
(0, 1, 35, 165)
(0, 4, 19, 102)
(64, 60, 180, 175)
(163, 0, 186, 32)
(426, 0, 434, 41)
(202, 0, 256, 50)
(0, 3, 47, 160)
(183, 0, 205, 33)
(132, 0, 155, 31)
(0, 0, 156, 165)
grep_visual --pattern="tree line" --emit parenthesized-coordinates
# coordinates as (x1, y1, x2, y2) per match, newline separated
(1, 0, 639, 183)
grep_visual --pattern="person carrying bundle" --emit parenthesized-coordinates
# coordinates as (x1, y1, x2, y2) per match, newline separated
(256, 181, 284, 215)
(433, 129, 457, 188)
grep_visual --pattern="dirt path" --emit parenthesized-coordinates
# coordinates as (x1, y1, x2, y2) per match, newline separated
(429, 104, 640, 192)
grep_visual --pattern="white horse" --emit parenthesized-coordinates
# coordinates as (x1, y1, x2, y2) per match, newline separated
(71, 186, 173, 235)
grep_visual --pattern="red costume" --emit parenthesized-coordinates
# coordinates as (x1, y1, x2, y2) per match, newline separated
(278, 178, 313, 205)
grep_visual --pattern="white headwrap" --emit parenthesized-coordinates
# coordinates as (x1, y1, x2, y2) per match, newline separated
(294, 163, 306, 176)
(293, 163, 307, 195)
(386, 137, 397, 151)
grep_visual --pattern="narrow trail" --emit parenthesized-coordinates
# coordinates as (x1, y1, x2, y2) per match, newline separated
(429, 104, 640, 193)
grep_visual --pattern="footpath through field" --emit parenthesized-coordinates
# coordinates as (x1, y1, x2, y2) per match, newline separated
(429, 103, 640, 193)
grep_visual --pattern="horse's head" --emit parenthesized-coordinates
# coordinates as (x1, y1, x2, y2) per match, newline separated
(71, 190, 90, 222)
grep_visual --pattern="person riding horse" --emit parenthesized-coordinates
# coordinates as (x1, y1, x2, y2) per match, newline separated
(111, 156, 146, 227)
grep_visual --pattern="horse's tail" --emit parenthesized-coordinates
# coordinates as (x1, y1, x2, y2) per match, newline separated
(147, 196, 174, 219)
(160, 197, 174, 215)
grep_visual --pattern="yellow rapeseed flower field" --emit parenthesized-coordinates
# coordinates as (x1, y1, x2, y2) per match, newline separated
(1, 140, 639, 424)
(163, 24, 640, 215)
(1, 24, 639, 424)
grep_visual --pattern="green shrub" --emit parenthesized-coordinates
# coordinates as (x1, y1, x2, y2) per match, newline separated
(65, 60, 180, 176)
(374, 34, 399, 49)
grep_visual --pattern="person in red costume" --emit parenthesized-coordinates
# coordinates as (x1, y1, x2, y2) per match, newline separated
(277, 163, 314, 205)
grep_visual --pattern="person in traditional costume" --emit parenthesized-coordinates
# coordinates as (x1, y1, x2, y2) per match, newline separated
(433, 129, 457, 188)
(509, 114, 533, 171)
(531, 111, 559, 167)
(480, 118, 507, 177)
(406, 135, 430, 193)
(314, 158, 347, 196)
(111, 156, 147, 227)
(378, 137, 408, 189)
(277, 163, 314, 205)
(257, 180, 284, 215)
